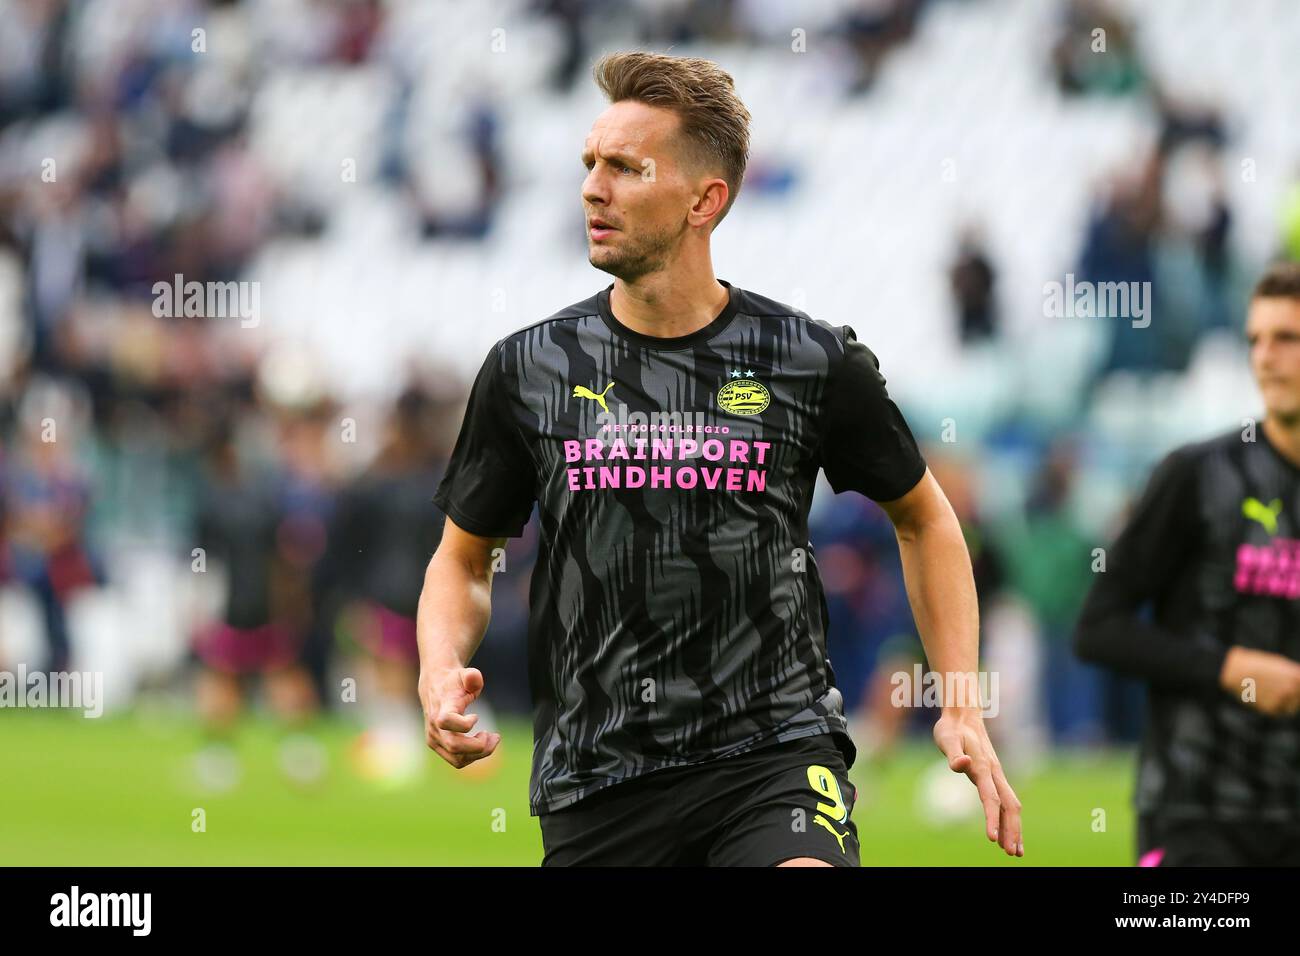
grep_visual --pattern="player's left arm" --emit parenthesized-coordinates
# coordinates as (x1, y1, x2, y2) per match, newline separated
(878, 468, 1024, 858)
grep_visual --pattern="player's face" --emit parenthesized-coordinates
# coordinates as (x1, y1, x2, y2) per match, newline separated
(1247, 296, 1300, 423)
(580, 101, 697, 281)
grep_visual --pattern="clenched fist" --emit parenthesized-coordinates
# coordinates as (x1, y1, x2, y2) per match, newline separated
(418, 666, 501, 768)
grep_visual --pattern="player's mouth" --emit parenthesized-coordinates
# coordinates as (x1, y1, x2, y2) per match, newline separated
(588, 218, 618, 241)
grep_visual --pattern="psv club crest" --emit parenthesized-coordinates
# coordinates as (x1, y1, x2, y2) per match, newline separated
(717, 369, 770, 416)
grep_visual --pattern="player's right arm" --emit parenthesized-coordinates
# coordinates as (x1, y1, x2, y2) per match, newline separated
(418, 339, 536, 765)
(416, 515, 506, 768)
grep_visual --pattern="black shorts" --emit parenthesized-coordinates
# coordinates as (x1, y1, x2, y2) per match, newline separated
(1137, 813, 1300, 866)
(539, 733, 860, 867)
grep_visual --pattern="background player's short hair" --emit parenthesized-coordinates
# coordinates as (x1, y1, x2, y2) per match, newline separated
(1251, 260, 1300, 302)
(592, 51, 751, 228)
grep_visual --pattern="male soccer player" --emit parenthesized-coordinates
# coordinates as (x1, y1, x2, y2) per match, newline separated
(418, 52, 1022, 866)
(1075, 261, 1300, 866)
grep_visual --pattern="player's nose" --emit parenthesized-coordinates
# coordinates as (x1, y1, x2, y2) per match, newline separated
(582, 170, 610, 208)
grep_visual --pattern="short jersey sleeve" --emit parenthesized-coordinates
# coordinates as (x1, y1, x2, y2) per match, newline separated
(817, 325, 927, 502)
(432, 341, 537, 537)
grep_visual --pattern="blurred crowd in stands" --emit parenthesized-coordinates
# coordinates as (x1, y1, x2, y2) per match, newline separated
(1, 0, 1298, 769)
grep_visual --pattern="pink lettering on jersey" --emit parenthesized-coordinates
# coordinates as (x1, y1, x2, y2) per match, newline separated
(1234, 539, 1300, 598)
(562, 435, 772, 495)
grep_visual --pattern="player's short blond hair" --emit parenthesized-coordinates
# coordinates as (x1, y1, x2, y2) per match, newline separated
(1253, 261, 1300, 301)
(593, 51, 751, 227)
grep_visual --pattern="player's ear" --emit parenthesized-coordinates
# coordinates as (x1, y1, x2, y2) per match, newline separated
(688, 177, 728, 230)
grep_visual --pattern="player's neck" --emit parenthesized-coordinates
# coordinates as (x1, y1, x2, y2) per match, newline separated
(609, 265, 729, 340)
(1261, 414, 1300, 470)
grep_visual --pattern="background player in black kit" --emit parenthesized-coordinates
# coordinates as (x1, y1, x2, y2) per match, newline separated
(1075, 261, 1300, 867)
(418, 51, 1023, 866)
(331, 387, 449, 779)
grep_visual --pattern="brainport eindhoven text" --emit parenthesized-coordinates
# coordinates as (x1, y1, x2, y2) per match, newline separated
(564, 434, 772, 492)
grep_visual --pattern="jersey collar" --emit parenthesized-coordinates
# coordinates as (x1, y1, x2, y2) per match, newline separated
(597, 279, 740, 351)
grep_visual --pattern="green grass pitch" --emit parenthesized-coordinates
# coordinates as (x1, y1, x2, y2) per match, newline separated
(0, 711, 1137, 866)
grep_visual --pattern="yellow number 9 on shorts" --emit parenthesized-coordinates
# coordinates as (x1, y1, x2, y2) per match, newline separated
(806, 764, 848, 823)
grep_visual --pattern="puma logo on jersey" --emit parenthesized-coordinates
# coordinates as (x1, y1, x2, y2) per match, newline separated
(573, 382, 615, 413)
(813, 814, 849, 853)
(1242, 496, 1283, 536)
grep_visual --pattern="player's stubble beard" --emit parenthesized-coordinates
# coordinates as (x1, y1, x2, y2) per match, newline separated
(588, 218, 687, 283)
(1267, 405, 1300, 430)
(1255, 371, 1300, 427)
